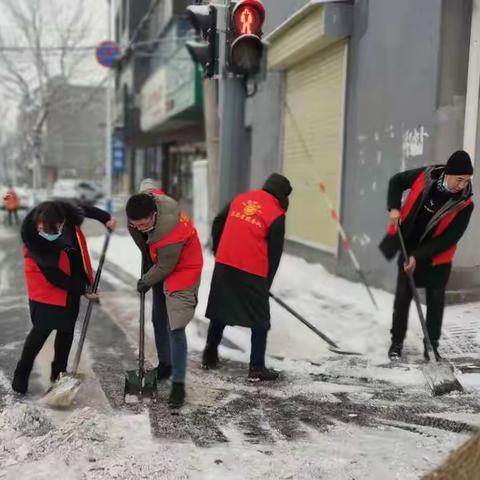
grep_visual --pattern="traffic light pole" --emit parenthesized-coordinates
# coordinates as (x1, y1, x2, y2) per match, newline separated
(218, 77, 247, 207)
(217, 0, 248, 208)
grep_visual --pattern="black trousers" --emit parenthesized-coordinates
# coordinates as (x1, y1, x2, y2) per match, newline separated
(15, 327, 75, 380)
(391, 268, 446, 347)
(7, 209, 19, 226)
(206, 320, 268, 369)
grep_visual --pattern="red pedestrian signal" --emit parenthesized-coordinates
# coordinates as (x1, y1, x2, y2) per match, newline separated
(228, 0, 265, 76)
(233, 3, 263, 35)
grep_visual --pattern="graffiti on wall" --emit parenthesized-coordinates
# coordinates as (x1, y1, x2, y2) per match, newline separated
(402, 125, 429, 158)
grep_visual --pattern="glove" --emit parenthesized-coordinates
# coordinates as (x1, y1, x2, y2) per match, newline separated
(137, 278, 150, 293)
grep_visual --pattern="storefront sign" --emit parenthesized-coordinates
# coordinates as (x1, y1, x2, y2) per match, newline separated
(140, 46, 201, 132)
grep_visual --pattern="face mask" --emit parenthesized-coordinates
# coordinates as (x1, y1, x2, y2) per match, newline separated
(39, 231, 62, 242)
(442, 177, 453, 192)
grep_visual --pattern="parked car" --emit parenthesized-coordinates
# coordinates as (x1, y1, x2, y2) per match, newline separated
(51, 179, 103, 204)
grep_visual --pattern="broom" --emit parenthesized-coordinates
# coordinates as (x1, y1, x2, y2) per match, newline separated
(421, 434, 480, 479)
(45, 231, 111, 408)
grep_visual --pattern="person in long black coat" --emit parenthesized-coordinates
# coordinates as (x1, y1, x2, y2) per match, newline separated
(202, 173, 292, 381)
(379, 151, 474, 361)
(12, 200, 116, 394)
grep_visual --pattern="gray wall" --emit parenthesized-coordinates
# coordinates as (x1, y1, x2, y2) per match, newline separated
(338, 0, 473, 292)
(246, 0, 309, 188)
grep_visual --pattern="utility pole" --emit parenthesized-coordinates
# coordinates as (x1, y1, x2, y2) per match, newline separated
(186, 0, 266, 208)
(218, 0, 265, 207)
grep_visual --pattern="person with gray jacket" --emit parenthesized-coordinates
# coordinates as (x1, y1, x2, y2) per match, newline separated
(126, 191, 203, 408)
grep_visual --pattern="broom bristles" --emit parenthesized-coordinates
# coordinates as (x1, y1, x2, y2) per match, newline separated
(45, 375, 82, 408)
(422, 434, 480, 479)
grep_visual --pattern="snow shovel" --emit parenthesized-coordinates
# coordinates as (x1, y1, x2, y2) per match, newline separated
(269, 292, 362, 356)
(124, 290, 157, 403)
(45, 230, 112, 408)
(397, 228, 463, 396)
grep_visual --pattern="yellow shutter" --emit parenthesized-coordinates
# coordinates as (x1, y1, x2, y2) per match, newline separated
(282, 40, 347, 252)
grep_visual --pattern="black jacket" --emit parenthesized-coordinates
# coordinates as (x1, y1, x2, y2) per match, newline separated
(206, 174, 291, 329)
(22, 201, 110, 331)
(379, 166, 473, 287)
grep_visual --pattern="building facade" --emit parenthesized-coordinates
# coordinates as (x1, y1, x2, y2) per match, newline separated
(112, 0, 480, 296)
(113, 0, 205, 215)
(139, 1, 205, 214)
(257, 0, 479, 296)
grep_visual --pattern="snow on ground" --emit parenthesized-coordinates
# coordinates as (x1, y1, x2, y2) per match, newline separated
(88, 232, 480, 383)
(2, 229, 480, 479)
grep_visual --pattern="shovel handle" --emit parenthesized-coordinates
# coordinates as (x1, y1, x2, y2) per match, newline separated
(138, 291, 146, 380)
(269, 292, 339, 348)
(396, 227, 436, 356)
(72, 230, 112, 374)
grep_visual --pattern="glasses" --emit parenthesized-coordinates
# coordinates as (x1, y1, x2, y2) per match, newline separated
(128, 213, 156, 231)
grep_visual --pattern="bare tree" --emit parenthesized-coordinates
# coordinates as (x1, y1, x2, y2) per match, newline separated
(0, 0, 96, 190)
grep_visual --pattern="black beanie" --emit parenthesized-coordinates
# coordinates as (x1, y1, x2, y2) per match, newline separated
(445, 150, 473, 175)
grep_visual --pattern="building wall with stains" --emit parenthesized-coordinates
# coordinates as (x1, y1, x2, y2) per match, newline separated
(338, 0, 474, 293)
(246, 0, 310, 189)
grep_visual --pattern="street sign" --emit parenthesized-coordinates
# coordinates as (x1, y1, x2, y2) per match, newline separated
(96, 40, 121, 68)
(112, 134, 125, 174)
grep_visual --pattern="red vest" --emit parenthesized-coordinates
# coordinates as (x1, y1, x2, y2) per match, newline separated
(4, 190, 19, 210)
(216, 190, 286, 277)
(24, 227, 94, 306)
(149, 213, 203, 293)
(387, 171, 473, 265)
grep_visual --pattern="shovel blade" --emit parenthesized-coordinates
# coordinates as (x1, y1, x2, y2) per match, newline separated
(422, 361, 463, 396)
(124, 369, 157, 403)
(142, 369, 157, 396)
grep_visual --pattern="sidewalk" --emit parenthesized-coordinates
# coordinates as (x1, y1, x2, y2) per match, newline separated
(2, 215, 480, 479)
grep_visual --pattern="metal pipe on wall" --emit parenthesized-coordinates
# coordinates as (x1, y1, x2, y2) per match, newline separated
(463, 0, 480, 161)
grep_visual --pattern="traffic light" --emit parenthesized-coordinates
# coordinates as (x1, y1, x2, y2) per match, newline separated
(185, 4, 217, 78)
(228, 0, 265, 76)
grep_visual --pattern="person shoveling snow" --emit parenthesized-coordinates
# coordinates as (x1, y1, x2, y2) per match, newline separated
(45, 231, 111, 408)
(379, 151, 473, 395)
(11, 200, 116, 399)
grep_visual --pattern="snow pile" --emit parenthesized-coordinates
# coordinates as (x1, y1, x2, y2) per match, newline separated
(0, 402, 190, 479)
(0, 402, 53, 437)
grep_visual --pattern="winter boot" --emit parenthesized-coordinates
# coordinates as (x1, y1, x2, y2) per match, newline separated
(388, 341, 403, 360)
(156, 363, 172, 381)
(202, 346, 219, 370)
(168, 382, 185, 409)
(12, 365, 30, 395)
(50, 361, 64, 383)
(248, 367, 279, 382)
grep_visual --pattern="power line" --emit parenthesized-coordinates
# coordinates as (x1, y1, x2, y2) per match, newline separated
(0, 35, 195, 53)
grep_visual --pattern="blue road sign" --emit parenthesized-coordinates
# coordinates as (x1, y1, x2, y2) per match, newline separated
(96, 41, 121, 68)
(112, 134, 125, 174)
